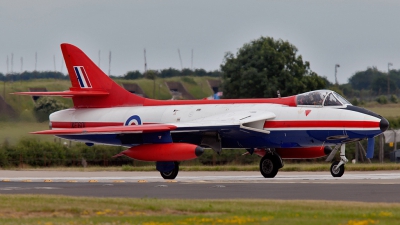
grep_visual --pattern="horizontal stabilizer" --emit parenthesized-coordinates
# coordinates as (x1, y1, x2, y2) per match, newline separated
(12, 90, 109, 97)
(31, 124, 177, 135)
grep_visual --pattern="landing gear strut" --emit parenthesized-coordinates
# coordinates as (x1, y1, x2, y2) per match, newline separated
(259, 153, 283, 178)
(327, 144, 348, 177)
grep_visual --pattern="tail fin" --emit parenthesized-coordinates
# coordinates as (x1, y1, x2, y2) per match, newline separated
(14, 44, 147, 108)
(61, 43, 145, 108)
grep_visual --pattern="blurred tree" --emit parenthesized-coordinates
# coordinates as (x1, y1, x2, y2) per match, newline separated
(220, 37, 326, 98)
(159, 68, 180, 78)
(124, 70, 142, 79)
(371, 75, 397, 95)
(181, 68, 193, 76)
(144, 70, 158, 80)
(0, 71, 68, 81)
(34, 97, 67, 122)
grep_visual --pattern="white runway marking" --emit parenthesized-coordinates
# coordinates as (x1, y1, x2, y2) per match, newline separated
(1, 171, 400, 183)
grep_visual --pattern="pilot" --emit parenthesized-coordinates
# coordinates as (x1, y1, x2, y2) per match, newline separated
(325, 96, 340, 106)
(297, 95, 304, 105)
(303, 93, 312, 105)
(324, 94, 340, 106)
(307, 92, 321, 105)
(313, 93, 323, 105)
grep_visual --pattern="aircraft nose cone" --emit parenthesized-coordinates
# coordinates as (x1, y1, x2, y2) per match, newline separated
(380, 118, 389, 132)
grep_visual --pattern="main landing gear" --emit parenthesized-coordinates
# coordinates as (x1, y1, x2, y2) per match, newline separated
(156, 161, 179, 179)
(259, 152, 284, 178)
(326, 144, 348, 177)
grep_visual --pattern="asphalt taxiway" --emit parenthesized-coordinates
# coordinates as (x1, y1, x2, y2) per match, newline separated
(1, 170, 400, 202)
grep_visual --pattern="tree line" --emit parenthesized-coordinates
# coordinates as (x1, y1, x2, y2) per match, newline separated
(0, 68, 222, 82)
(347, 67, 400, 95)
(0, 71, 68, 81)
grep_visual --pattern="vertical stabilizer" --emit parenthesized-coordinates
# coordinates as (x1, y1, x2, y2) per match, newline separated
(61, 43, 145, 108)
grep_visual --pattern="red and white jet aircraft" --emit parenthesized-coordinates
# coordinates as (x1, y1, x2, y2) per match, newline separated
(15, 43, 389, 179)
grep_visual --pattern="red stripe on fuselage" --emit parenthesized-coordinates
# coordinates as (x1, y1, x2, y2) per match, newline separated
(143, 96, 297, 107)
(264, 120, 379, 129)
(51, 121, 157, 129)
(52, 121, 123, 128)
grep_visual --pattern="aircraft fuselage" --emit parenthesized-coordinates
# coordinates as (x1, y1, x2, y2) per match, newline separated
(51, 102, 386, 149)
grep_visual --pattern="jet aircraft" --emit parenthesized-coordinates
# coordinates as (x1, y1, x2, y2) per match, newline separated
(15, 43, 389, 179)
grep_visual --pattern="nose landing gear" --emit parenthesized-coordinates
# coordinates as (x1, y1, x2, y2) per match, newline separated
(326, 144, 348, 177)
(330, 161, 345, 177)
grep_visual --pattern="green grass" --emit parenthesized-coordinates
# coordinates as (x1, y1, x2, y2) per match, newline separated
(114, 76, 217, 100)
(114, 78, 173, 100)
(0, 77, 219, 120)
(179, 76, 214, 99)
(1, 79, 73, 117)
(0, 121, 54, 145)
(0, 195, 399, 224)
(365, 104, 400, 118)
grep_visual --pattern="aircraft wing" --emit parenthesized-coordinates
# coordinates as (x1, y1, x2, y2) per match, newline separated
(31, 124, 177, 135)
(31, 110, 275, 135)
(171, 110, 276, 134)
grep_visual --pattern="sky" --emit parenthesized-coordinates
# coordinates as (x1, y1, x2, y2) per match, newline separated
(1, 0, 400, 84)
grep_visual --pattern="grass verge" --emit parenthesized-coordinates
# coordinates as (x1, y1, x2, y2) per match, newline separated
(0, 195, 399, 225)
(0, 121, 54, 145)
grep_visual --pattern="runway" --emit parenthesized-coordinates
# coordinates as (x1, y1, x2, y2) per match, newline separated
(1, 170, 400, 202)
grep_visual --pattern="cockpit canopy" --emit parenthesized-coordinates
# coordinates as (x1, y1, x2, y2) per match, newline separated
(296, 90, 351, 107)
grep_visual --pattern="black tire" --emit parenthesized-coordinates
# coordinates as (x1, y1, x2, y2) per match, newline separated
(259, 155, 279, 178)
(330, 161, 345, 177)
(160, 162, 179, 179)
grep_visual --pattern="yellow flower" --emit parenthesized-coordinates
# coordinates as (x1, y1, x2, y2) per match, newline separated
(379, 211, 393, 217)
(345, 219, 378, 225)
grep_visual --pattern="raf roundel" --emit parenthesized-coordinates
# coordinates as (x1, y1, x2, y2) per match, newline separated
(125, 115, 142, 126)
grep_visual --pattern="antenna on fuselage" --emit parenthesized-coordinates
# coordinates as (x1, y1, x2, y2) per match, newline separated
(277, 90, 281, 98)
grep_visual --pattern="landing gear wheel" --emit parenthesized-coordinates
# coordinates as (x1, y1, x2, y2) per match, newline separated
(160, 162, 179, 179)
(260, 155, 279, 178)
(330, 161, 345, 177)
